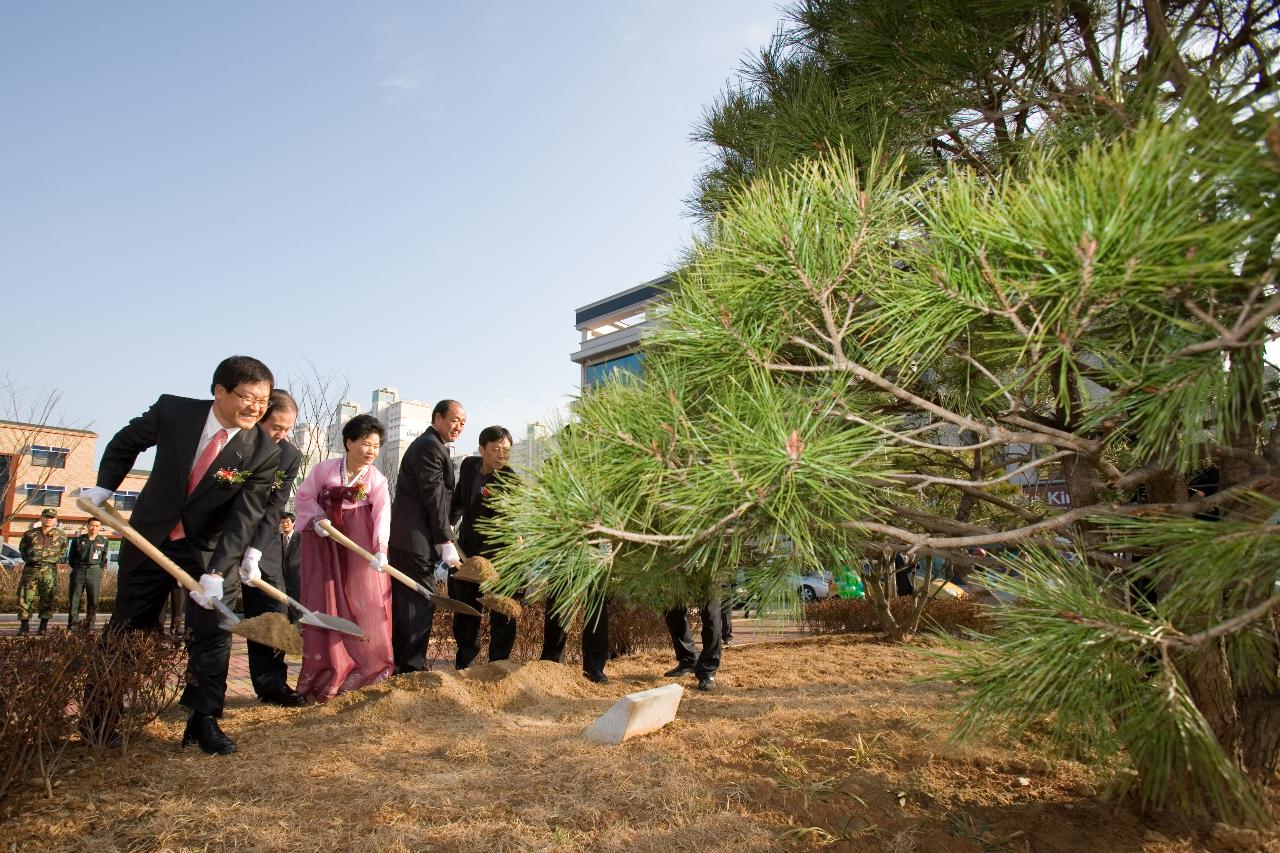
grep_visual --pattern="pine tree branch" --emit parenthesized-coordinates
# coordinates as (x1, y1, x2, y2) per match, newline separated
(585, 498, 758, 546)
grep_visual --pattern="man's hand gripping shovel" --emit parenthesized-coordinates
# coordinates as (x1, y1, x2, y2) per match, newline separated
(317, 519, 481, 618)
(77, 497, 303, 655)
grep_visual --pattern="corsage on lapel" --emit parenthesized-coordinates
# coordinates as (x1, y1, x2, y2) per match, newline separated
(272, 470, 288, 491)
(214, 468, 252, 486)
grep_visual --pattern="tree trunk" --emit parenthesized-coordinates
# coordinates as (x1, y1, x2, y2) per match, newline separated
(1178, 642, 1244, 769)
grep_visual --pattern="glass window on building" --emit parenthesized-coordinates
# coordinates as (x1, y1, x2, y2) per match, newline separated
(584, 353, 643, 389)
(25, 484, 65, 506)
(31, 445, 70, 468)
(113, 490, 141, 511)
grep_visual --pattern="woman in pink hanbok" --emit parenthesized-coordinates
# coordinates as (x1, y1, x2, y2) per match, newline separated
(293, 414, 393, 700)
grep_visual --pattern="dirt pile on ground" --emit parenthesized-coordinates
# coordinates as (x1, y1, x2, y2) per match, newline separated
(2, 636, 1277, 852)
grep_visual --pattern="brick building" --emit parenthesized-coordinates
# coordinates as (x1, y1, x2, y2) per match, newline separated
(0, 420, 149, 552)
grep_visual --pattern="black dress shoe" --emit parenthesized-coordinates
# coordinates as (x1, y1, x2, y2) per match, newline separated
(695, 674, 716, 692)
(583, 670, 610, 684)
(259, 686, 307, 707)
(181, 713, 237, 755)
(663, 665, 695, 678)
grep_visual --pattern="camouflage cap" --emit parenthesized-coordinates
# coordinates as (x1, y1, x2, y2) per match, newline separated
(40, 508, 58, 518)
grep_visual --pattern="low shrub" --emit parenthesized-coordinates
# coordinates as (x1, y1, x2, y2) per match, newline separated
(0, 630, 184, 811)
(800, 595, 993, 637)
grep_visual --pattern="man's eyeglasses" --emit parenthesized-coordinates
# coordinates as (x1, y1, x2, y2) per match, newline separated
(232, 390, 271, 409)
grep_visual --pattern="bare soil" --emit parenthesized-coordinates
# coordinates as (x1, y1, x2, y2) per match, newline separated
(2, 634, 1278, 852)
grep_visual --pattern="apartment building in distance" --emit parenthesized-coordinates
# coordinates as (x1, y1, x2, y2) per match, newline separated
(0, 420, 149, 550)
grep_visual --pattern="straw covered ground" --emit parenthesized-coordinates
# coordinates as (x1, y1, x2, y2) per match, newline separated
(3, 634, 1278, 852)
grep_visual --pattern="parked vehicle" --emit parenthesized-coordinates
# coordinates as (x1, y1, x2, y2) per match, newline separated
(734, 567, 834, 615)
(0, 543, 23, 571)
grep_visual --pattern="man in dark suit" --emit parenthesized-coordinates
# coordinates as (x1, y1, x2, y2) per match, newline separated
(232, 390, 306, 707)
(389, 399, 466, 674)
(277, 512, 301, 617)
(449, 425, 518, 669)
(81, 355, 282, 755)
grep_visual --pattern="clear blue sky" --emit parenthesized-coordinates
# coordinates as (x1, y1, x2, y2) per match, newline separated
(1, 2, 784, 460)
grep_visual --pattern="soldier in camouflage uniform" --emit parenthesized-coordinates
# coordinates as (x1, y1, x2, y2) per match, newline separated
(17, 508, 67, 634)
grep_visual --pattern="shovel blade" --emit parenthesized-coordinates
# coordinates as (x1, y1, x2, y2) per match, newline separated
(298, 610, 365, 638)
(426, 590, 482, 618)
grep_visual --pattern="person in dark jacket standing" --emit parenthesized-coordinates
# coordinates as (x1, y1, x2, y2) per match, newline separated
(388, 399, 465, 674)
(67, 518, 110, 628)
(449, 425, 517, 669)
(232, 390, 306, 707)
(276, 512, 302, 616)
(80, 355, 282, 755)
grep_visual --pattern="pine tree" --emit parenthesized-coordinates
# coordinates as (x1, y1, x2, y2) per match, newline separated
(487, 0, 1280, 820)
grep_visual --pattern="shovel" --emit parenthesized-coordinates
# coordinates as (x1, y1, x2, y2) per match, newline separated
(246, 577, 365, 638)
(317, 519, 481, 618)
(77, 497, 302, 655)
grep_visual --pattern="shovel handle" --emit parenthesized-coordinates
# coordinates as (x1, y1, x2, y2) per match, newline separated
(248, 576, 289, 604)
(78, 497, 204, 596)
(316, 518, 417, 591)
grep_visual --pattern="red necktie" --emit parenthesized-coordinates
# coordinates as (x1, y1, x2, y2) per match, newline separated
(170, 428, 229, 541)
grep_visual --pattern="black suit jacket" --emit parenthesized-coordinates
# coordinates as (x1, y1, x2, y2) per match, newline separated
(452, 456, 520, 560)
(96, 394, 282, 578)
(389, 426, 460, 558)
(250, 439, 301, 555)
(257, 528, 300, 588)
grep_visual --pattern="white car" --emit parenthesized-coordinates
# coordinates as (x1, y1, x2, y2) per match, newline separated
(793, 571, 832, 602)
(0, 543, 23, 572)
(735, 569, 833, 614)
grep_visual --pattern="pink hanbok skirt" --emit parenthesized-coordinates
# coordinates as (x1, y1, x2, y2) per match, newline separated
(296, 502, 393, 700)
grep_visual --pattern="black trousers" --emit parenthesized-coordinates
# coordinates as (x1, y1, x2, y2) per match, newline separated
(282, 561, 301, 624)
(242, 568, 289, 697)
(105, 538, 232, 717)
(541, 596, 609, 676)
(448, 576, 517, 669)
(68, 564, 103, 626)
(665, 599, 722, 678)
(390, 545, 436, 673)
(721, 597, 734, 642)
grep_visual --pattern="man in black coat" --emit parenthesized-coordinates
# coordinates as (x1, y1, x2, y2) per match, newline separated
(388, 399, 466, 673)
(449, 426, 518, 669)
(81, 355, 281, 755)
(66, 518, 110, 628)
(231, 390, 306, 707)
(277, 512, 301, 616)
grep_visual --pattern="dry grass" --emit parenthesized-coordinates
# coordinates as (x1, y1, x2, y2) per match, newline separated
(0, 635, 1276, 852)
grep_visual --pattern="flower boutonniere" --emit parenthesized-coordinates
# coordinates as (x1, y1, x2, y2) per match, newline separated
(481, 486, 492, 499)
(214, 468, 252, 486)
(351, 483, 369, 502)
(271, 470, 288, 492)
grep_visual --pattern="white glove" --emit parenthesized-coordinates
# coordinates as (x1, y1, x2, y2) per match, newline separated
(370, 552, 387, 573)
(314, 519, 331, 537)
(434, 563, 450, 585)
(80, 486, 114, 506)
(438, 542, 461, 568)
(189, 573, 224, 610)
(239, 548, 262, 585)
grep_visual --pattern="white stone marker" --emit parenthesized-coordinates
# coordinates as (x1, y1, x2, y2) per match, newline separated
(584, 683, 685, 744)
